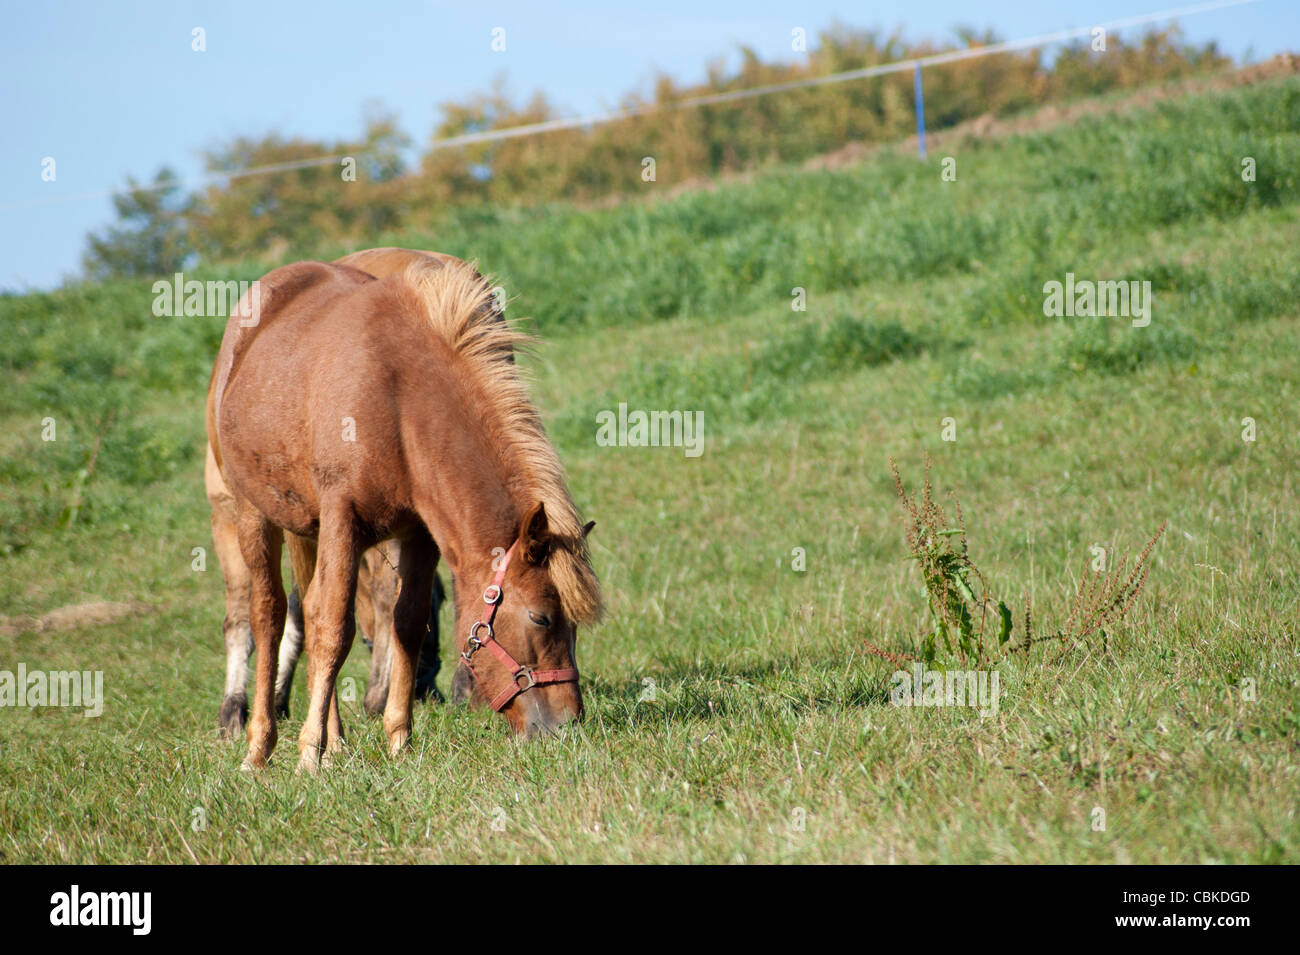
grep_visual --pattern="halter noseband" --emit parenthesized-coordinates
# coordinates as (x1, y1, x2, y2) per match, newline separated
(460, 540, 580, 711)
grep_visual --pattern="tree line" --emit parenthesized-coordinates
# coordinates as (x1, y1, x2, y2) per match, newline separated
(83, 24, 1230, 280)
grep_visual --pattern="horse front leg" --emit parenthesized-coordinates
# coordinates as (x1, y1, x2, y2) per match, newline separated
(383, 532, 437, 757)
(297, 506, 359, 773)
(234, 507, 286, 770)
(364, 545, 444, 712)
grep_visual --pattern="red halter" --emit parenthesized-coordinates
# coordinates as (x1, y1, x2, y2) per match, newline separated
(461, 540, 580, 712)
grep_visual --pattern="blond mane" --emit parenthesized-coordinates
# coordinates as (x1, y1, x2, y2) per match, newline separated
(395, 260, 603, 624)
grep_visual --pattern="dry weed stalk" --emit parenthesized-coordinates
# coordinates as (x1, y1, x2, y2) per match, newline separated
(1030, 521, 1167, 662)
(871, 456, 1164, 668)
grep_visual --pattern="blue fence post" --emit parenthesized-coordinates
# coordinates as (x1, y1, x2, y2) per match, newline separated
(914, 62, 927, 159)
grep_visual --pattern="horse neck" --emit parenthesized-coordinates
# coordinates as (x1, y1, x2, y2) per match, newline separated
(405, 414, 524, 583)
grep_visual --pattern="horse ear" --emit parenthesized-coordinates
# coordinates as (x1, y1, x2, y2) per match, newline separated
(582, 520, 596, 539)
(519, 501, 552, 565)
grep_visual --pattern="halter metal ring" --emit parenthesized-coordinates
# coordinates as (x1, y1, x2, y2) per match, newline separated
(464, 621, 493, 662)
(483, 584, 502, 605)
(513, 667, 536, 691)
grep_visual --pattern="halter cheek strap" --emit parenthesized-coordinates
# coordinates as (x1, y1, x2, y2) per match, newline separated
(461, 540, 580, 712)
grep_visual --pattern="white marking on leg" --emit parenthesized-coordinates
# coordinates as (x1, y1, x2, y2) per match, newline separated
(224, 623, 253, 699)
(275, 612, 305, 698)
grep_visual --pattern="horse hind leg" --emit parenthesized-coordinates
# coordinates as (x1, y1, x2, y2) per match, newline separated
(359, 545, 393, 717)
(208, 444, 253, 739)
(414, 572, 445, 703)
(219, 618, 253, 736)
(448, 563, 476, 706)
(274, 585, 305, 719)
(276, 536, 316, 718)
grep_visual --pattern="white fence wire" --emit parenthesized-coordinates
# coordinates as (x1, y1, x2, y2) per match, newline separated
(1, 0, 1262, 213)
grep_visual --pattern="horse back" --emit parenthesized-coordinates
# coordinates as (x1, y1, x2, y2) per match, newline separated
(334, 247, 468, 279)
(207, 261, 372, 464)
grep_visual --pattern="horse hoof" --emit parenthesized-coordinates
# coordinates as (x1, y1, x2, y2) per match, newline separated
(363, 688, 387, 717)
(415, 676, 444, 704)
(296, 751, 321, 775)
(386, 731, 410, 758)
(218, 697, 247, 739)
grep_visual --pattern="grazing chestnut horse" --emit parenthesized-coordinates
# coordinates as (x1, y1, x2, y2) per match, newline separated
(207, 250, 473, 738)
(207, 255, 601, 770)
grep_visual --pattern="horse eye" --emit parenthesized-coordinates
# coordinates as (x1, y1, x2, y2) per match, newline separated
(528, 610, 551, 628)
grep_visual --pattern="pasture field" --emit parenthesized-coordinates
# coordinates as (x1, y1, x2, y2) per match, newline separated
(1, 75, 1297, 864)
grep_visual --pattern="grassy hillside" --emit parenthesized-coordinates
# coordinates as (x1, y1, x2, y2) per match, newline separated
(1, 76, 1297, 863)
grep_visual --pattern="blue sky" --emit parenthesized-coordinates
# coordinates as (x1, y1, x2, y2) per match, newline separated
(1, 0, 1294, 290)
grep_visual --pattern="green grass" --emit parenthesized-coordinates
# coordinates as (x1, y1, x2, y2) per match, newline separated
(1, 77, 1297, 863)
